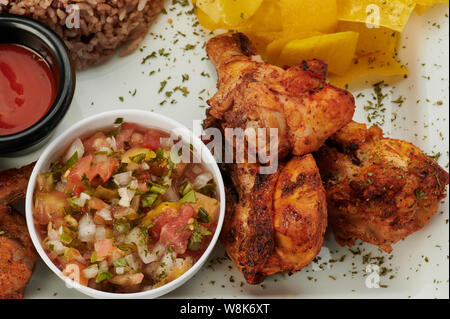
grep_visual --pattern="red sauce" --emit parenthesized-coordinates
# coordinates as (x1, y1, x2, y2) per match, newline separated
(0, 44, 56, 136)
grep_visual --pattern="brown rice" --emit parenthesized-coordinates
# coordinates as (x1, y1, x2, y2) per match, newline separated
(0, 0, 165, 70)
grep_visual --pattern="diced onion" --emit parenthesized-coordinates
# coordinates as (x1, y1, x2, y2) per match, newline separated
(95, 226, 107, 241)
(63, 138, 85, 163)
(82, 264, 99, 279)
(152, 251, 176, 280)
(125, 228, 162, 264)
(71, 192, 91, 207)
(193, 172, 214, 190)
(47, 223, 59, 241)
(129, 179, 138, 190)
(115, 267, 125, 275)
(118, 188, 136, 207)
(163, 183, 180, 202)
(114, 171, 133, 187)
(124, 254, 142, 271)
(55, 182, 66, 192)
(97, 207, 112, 221)
(106, 137, 117, 151)
(98, 260, 109, 272)
(46, 240, 66, 255)
(78, 214, 96, 243)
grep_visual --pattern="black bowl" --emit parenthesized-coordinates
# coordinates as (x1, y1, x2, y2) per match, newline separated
(0, 14, 76, 156)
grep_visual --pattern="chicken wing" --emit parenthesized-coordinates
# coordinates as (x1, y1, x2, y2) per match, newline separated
(221, 155, 327, 284)
(0, 163, 37, 299)
(314, 122, 449, 253)
(206, 33, 355, 159)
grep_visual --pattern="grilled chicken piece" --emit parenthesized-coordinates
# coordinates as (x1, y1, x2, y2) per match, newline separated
(0, 206, 38, 299)
(314, 122, 449, 253)
(0, 163, 35, 206)
(263, 155, 327, 277)
(222, 162, 280, 284)
(222, 155, 327, 284)
(206, 33, 355, 160)
(0, 163, 37, 299)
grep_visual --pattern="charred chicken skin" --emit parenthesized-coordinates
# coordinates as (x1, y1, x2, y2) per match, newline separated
(206, 33, 355, 159)
(0, 206, 38, 299)
(0, 163, 35, 206)
(314, 122, 449, 253)
(0, 163, 38, 299)
(222, 155, 327, 284)
(204, 33, 356, 284)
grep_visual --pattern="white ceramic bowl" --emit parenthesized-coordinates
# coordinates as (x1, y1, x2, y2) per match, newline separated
(25, 109, 226, 299)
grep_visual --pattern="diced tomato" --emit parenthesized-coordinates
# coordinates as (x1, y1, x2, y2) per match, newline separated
(64, 180, 86, 197)
(159, 205, 194, 255)
(88, 197, 107, 211)
(34, 190, 69, 225)
(150, 207, 179, 241)
(83, 132, 110, 152)
(142, 130, 163, 151)
(86, 160, 119, 183)
(68, 154, 93, 185)
(95, 239, 114, 260)
(63, 262, 89, 286)
(115, 123, 138, 150)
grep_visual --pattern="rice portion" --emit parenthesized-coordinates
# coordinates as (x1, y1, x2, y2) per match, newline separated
(0, 0, 165, 70)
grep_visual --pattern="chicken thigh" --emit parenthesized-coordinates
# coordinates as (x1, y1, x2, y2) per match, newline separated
(314, 122, 449, 253)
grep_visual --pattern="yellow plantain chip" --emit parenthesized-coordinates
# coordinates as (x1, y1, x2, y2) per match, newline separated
(266, 32, 322, 64)
(337, 0, 416, 32)
(222, 0, 264, 27)
(245, 31, 285, 59)
(278, 32, 359, 75)
(415, 4, 431, 14)
(329, 53, 408, 87)
(195, 7, 226, 31)
(280, 0, 338, 33)
(196, 0, 224, 24)
(414, 0, 448, 4)
(236, 0, 283, 33)
(196, 0, 263, 27)
(337, 21, 400, 56)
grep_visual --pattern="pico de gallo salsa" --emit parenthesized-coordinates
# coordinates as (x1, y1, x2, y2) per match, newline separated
(33, 119, 220, 293)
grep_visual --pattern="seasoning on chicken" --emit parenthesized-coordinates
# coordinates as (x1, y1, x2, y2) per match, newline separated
(0, 163, 35, 206)
(205, 33, 355, 159)
(314, 121, 449, 253)
(222, 155, 327, 284)
(0, 163, 38, 299)
(0, 206, 38, 299)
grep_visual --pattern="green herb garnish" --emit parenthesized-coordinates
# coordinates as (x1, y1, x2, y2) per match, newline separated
(65, 152, 79, 168)
(142, 193, 159, 208)
(179, 190, 196, 204)
(198, 207, 211, 223)
(96, 271, 113, 283)
(112, 258, 129, 267)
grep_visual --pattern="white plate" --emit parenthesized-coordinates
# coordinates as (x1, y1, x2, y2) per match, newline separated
(1, 2, 448, 299)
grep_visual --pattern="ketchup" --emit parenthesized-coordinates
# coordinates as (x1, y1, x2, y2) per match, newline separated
(0, 44, 56, 136)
